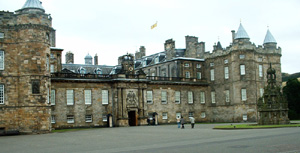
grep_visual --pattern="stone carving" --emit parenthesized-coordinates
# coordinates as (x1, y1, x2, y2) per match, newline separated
(257, 63, 289, 125)
(126, 91, 138, 107)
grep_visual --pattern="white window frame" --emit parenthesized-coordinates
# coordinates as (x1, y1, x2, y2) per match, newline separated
(241, 89, 247, 101)
(224, 67, 229, 79)
(50, 64, 54, 73)
(197, 72, 202, 79)
(258, 57, 263, 62)
(210, 69, 215, 81)
(161, 91, 167, 104)
(51, 115, 55, 123)
(175, 91, 180, 104)
(102, 90, 108, 105)
(184, 63, 190, 67)
(103, 115, 107, 122)
(200, 92, 205, 104)
(51, 89, 55, 105)
(201, 112, 206, 118)
(188, 91, 193, 104)
(147, 91, 153, 104)
(240, 65, 245, 75)
(85, 90, 92, 105)
(196, 64, 201, 68)
(85, 115, 93, 123)
(243, 114, 247, 121)
(259, 65, 263, 77)
(47, 88, 50, 104)
(225, 90, 230, 103)
(155, 57, 159, 64)
(185, 71, 190, 78)
(67, 115, 74, 123)
(0, 51, 4, 70)
(66, 90, 74, 105)
(176, 112, 181, 119)
(0, 84, 4, 104)
(260, 88, 264, 97)
(224, 59, 228, 64)
(162, 112, 168, 120)
(211, 91, 216, 104)
(0, 32, 4, 38)
(189, 112, 194, 118)
(210, 62, 214, 67)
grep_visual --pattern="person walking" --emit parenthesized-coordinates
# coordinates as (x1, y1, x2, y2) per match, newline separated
(180, 116, 185, 129)
(176, 116, 181, 128)
(190, 117, 195, 129)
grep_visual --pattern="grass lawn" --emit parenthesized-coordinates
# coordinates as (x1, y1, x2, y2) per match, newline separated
(214, 123, 300, 129)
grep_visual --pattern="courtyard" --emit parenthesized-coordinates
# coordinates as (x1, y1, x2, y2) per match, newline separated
(1, 123, 300, 153)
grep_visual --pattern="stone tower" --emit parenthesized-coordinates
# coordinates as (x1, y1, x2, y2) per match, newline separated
(0, 0, 54, 133)
(120, 54, 135, 75)
(257, 64, 289, 125)
(65, 51, 74, 64)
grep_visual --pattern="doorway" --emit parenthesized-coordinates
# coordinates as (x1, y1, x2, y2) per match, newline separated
(128, 111, 137, 126)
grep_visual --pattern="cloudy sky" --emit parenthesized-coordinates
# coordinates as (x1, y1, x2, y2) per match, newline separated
(2, 0, 300, 74)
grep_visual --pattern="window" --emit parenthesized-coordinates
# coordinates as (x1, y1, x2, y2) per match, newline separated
(211, 91, 216, 104)
(175, 91, 180, 104)
(155, 57, 159, 64)
(196, 64, 201, 68)
(197, 72, 202, 79)
(51, 115, 55, 123)
(201, 112, 206, 118)
(85, 115, 92, 123)
(66, 90, 74, 105)
(239, 54, 245, 59)
(224, 59, 228, 64)
(50, 53, 54, 59)
(240, 65, 245, 75)
(50, 64, 54, 73)
(258, 57, 263, 62)
(189, 112, 194, 118)
(161, 91, 167, 104)
(243, 114, 247, 121)
(210, 62, 214, 67)
(79, 67, 86, 74)
(185, 72, 190, 78)
(95, 68, 102, 74)
(200, 92, 205, 104)
(46, 56, 49, 71)
(188, 91, 193, 104)
(0, 85, 4, 104)
(0, 51, 4, 70)
(51, 89, 55, 105)
(210, 69, 215, 81)
(85, 90, 92, 105)
(103, 115, 107, 122)
(67, 115, 74, 123)
(32, 80, 40, 94)
(184, 63, 190, 67)
(241, 89, 247, 101)
(176, 112, 181, 119)
(147, 91, 153, 104)
(162, 112, 168, 119)
(224, 67, 229, 79)
(225, 90, 230, 102)
(260, 88, 264, 97)
(47, 88, 50, 104)
(0, 32, 4, 38)
(259, 65, 263, 77)
(102, 90, 108, 105)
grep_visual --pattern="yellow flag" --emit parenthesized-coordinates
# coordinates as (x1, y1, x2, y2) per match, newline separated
(151, 22, 157, 29)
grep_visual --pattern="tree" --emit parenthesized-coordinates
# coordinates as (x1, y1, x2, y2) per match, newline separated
(283, 78, 300, 119)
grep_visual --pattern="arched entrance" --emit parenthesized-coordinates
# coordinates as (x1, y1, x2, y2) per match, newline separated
(128, 111, 138, 126)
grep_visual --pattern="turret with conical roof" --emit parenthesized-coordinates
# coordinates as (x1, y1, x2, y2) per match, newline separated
(235, 23, 250, 40)
(263, 29, 277, 49)
(16, 0, 45, 13)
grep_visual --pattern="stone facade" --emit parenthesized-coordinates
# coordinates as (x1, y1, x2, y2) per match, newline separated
(0, 0, 284, 134)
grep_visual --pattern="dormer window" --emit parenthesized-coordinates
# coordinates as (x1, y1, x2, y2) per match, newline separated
(95, 68, 102, 74)
(155, 57, 159, 64)
(78, 67, 86, 74)
(143, 60, 147, 67)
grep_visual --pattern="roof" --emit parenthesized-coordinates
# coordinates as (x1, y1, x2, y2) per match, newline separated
(85, 54, 93, 59)
(21, 0, 44, 10)
(263, 29, 277, 44)
(235, 23, 250, 39)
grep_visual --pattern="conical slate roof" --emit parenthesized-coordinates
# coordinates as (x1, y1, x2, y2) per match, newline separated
(263, 29, 277, 44)
(21, 0, 44, 10)
(235, 23, 250, 39)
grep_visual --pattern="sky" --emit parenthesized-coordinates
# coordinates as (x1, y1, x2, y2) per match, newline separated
(1, 0, 300, 74)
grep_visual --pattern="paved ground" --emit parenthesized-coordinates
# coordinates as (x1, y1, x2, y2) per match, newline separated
(1, 123, 300, 153)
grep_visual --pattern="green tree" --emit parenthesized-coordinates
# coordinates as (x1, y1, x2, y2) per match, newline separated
(283, 78, 300, 119)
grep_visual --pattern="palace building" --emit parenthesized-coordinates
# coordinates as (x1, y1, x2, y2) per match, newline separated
(0, 0, 282, 134)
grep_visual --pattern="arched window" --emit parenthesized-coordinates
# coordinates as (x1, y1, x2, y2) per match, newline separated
(78, 67, 86, 74)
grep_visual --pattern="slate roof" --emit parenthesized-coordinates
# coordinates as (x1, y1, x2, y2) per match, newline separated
(21, 0, 44, 10)
(263, 29, 277, 44)
(62, 64, 114, 75)
(235, 23, 250, 39)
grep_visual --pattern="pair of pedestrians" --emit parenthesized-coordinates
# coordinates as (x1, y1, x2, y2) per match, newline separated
(177, 116, 195, 129)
